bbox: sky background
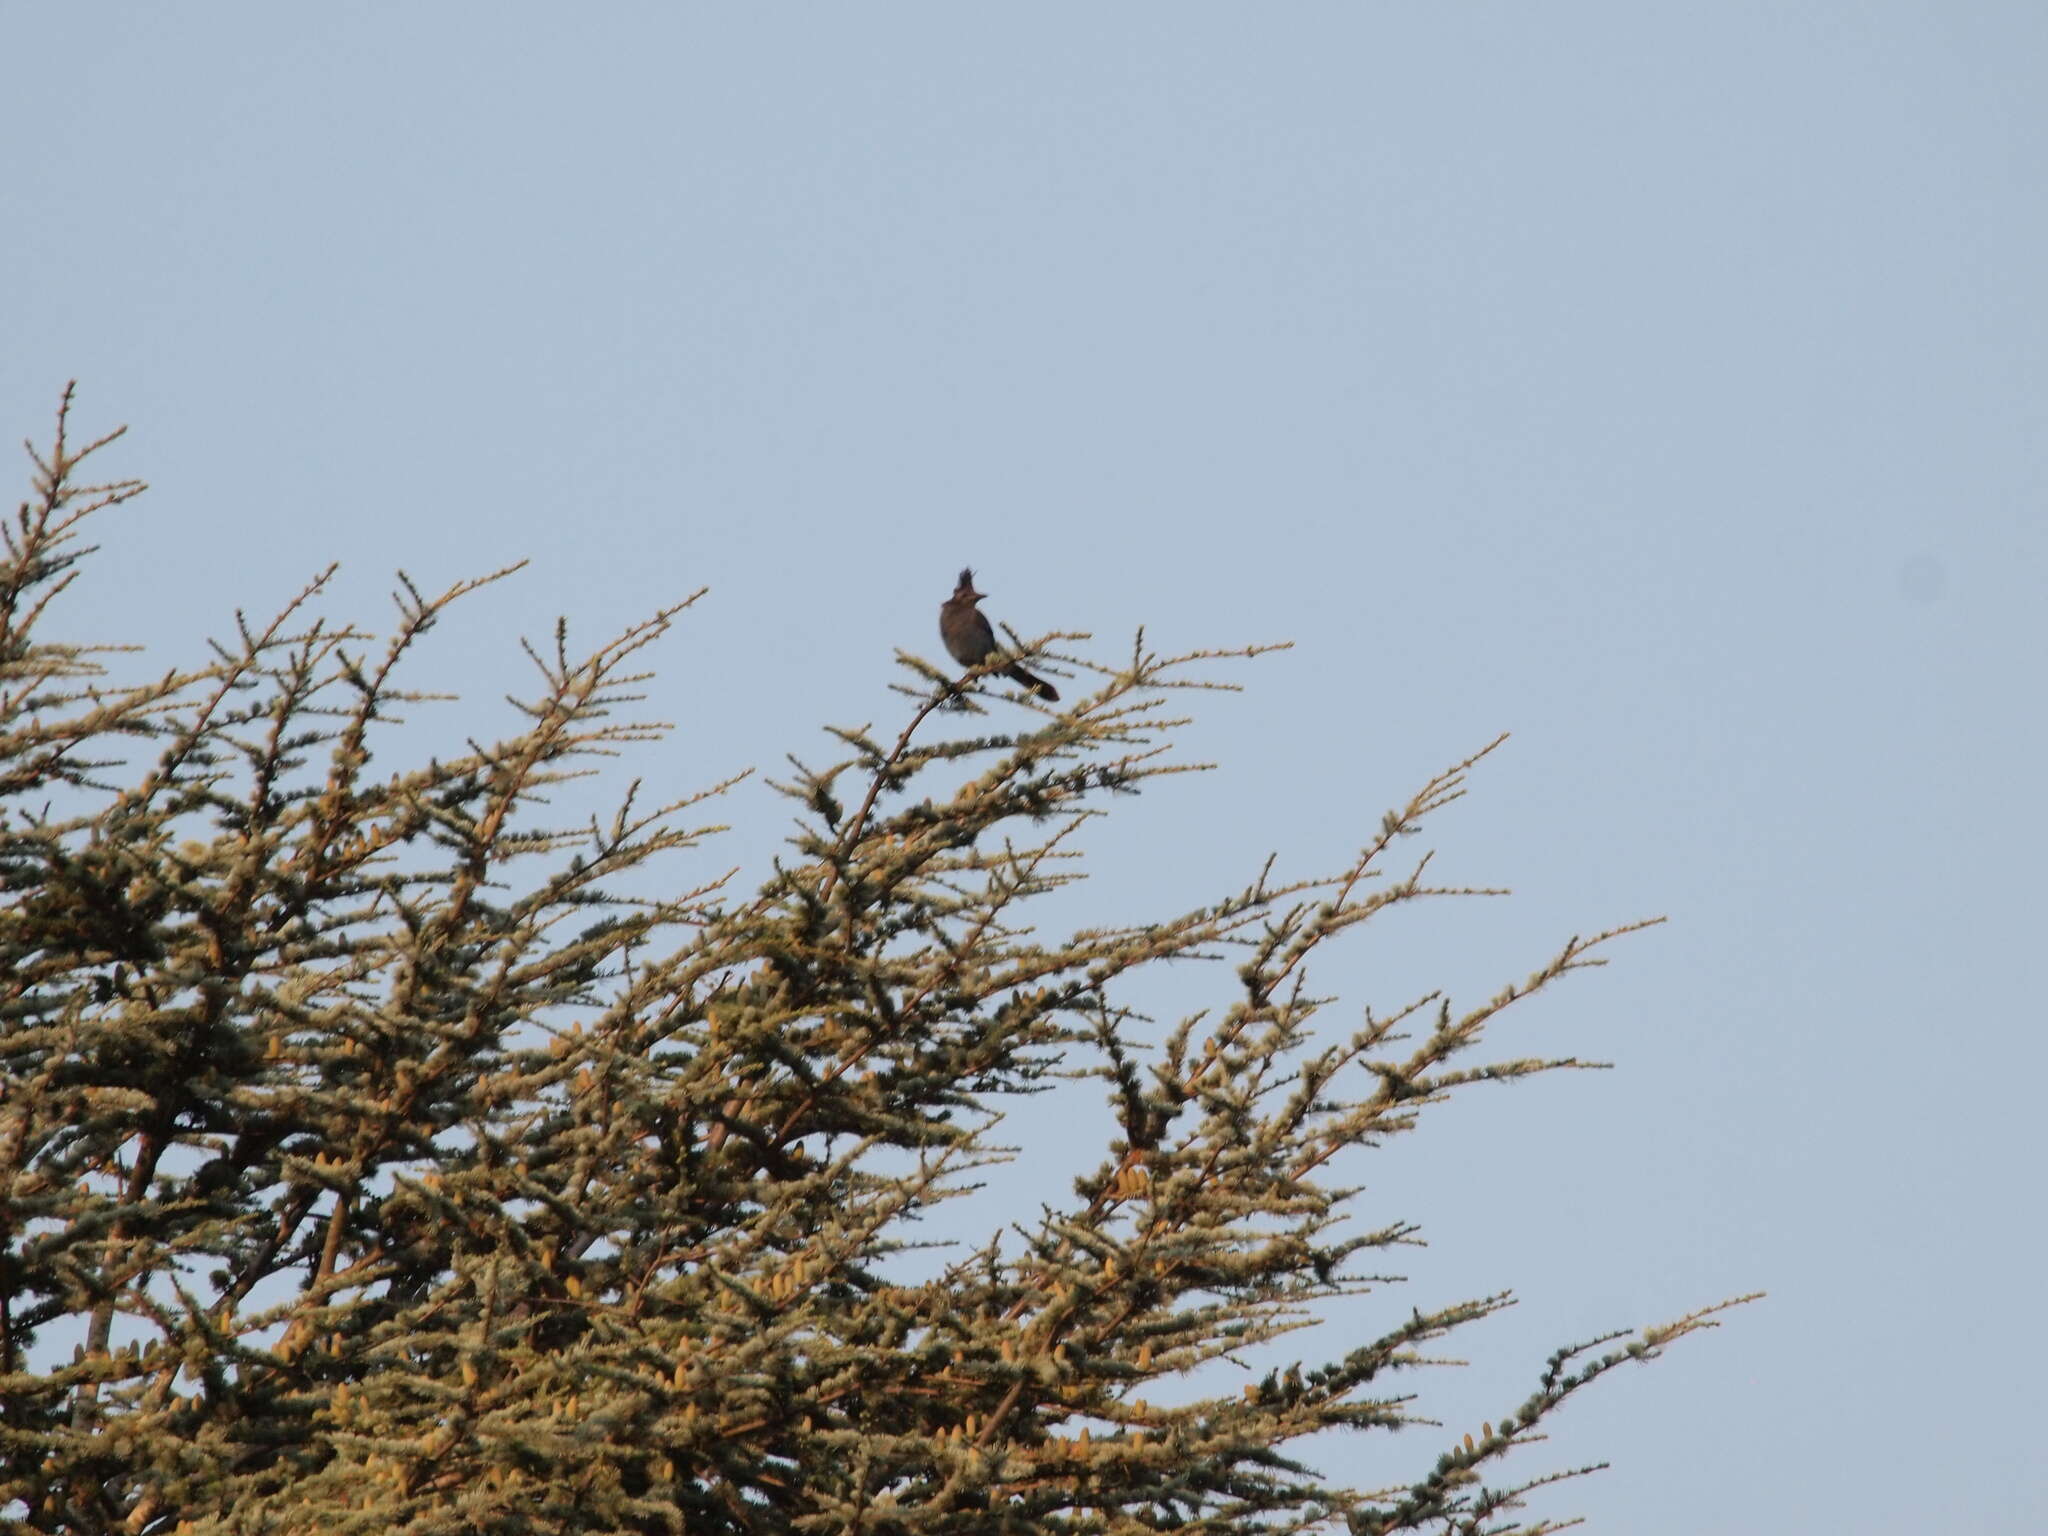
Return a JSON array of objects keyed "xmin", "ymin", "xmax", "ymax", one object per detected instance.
[{"xmin": 6, "ymin": 5, "xmax": 2045, "ymax": 1529}]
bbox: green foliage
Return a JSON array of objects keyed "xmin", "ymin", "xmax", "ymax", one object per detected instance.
[{"xmin": 0, "ymin": 389, "xmax": 1753, "ymax": 1534}]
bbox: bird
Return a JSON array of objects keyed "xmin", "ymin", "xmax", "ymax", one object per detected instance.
[{"xmin": 938, "ymin": 568, "xmax": 1058, "ymax": 701}]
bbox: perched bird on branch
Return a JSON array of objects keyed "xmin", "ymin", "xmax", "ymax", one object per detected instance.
[{"xmin": 938, "ymin": 568, "xmax": 1058, "ymax": 701}]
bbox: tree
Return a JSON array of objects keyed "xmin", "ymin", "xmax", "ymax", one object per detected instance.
[{"xmin": 0, "ymin": 388, "xmax": 1752, "ymax": 1534}]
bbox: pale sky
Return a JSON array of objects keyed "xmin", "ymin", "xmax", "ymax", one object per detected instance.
[{"xmin": 7, "ymin": 6, "xmax": 2045, "ymax": 1530}]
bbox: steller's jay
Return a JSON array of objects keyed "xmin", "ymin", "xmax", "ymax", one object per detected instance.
[{"xmin": 938, "ymin": 568, "xmax": 1058, "ymax": 701}]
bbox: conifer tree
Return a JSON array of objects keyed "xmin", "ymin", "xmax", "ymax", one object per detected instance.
[{"xmin": 0, "ymin": 388, "xmax": 1752, "ymax": 1534}]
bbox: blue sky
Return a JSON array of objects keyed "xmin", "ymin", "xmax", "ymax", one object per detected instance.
[{"xmin": 6, "ymin": 5, "xmax": 2045, "ymax": 1529}]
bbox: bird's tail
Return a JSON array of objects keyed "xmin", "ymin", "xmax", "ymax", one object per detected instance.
[{"xmin": 1005, "ymin": 663, "xmax": 1058, "ymax": 702}]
